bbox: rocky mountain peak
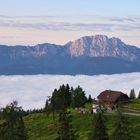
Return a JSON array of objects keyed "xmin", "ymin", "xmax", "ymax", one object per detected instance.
[
  {"xmin": 110, "ymin": 37, "xmax": 123, "ymax": 46},
  {"xmin": 65, "ymin": 35, "xmax": 140, "ymax": 61}
]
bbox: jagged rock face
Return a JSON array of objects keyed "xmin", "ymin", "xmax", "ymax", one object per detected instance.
[
  {"xmin": 66, "ymin": 35, "xmax": 140, "ymax": 61},
  {"xmin": 33, "ymin": 44, "xmax": 67, "ymax": 57},
  {"xmin": 0, "ymin": 43, "xmax": 66, "ymax": 60}
]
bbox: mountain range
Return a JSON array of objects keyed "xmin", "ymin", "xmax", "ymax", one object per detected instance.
[{"xmin": 0, "ymin": 35, "xmax": 140, "ymax": 75}]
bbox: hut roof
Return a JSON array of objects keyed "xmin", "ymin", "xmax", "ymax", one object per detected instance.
[{"xmin": 97, "ymin": 90, "xmax": 128, "ymax": 103}]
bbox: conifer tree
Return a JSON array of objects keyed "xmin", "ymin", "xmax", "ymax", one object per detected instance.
[
  {"xmin": 0, "ymin": 101, "xmax": 28, "ymax": 140},
  {"xmin": 56, "ymin": 109, "xmax": 77, "ymax": 140},
  {"xmin": 111, "ymin": 109, "xmax": 132, "ymax": 140},
  {"xmin": 129, "ymin": 89, "xmax": 136, "ymax": 99},
  {"xmin": 16, "ymin": 116, "xmax": 28, "ymax": 140},
  {"xmin": 44, "ymin": 99, "xmax": 51, "ymax": 116},
  {"xmin": 51, "ymin": 84, "xmax": 72, "ymax": 112},
  {"xmin": 65, "ymin": 84, "xmax": 72, "ymax": 108},
  {"xmin": 55, "ymin": 84, "xmax": 77, "ymax": 140},
  {"xmin": 72, "ymin": 85, "xmax": 87, "ymax": 108},
  {"xmin": 91, "ymin": 111, "xmax": 109, "ymax": 140},
  {"xmin": 51, "ymin": 88, "xmax": 59, "ymax": 121},
  {"xmin": 138, "ymin": 91, "xmax": 140, "ymax": 99},
  {"xmin": 88, "ymin": 94, "xmax": 93, "ymax": 103}
]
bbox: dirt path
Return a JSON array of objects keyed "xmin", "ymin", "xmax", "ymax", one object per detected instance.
[{"xmin": 123, "ymin": 112, "xmax": 140, "ymax": 117}]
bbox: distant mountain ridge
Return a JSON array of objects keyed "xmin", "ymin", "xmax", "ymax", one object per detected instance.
[{"xmin": 0, "ymin": 35, "xmax": 140, "ymax": 75}]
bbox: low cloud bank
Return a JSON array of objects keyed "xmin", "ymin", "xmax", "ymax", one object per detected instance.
[{"xmin": 0, "ymin": 73, "xmax": 140, "ymax": 110}]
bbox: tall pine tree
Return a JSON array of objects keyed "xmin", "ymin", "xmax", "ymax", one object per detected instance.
[
  {"xmin": 71, "ymin": 85, "xmax": 87, "ymax": 108},
  {"xmin": 56, "ymin": 110, "xmax": 77, "ymax": 140},
  {"xmin": 91, "ymin": 111, "xmax": 109, "ymax": 140},
  {"xmin": 111, "ymin": 109, "xmax": 132, "ymax": 140},
  {"xmin": 0, "ymin": 101, "xmax": 28, "ymax": 140},
  {"xmin": 44, "ymin": 99, "xmax": 51, "ymax": 116},
  {"xmin": 55, "ymin": 84, "xmax": 77, "ymax": 140},
  {"xmin": 138, "ymin": 91, "xmax": 140, "ymax": 99},
  {"xmin": 129, "ymin": 89, "xmax": 136, "ymax": 99},
  {"xmin": 16, "ymin": 116, "xmax": 28, "ymax": 140}
]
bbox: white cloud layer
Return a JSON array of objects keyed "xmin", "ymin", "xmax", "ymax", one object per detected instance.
[
  {"xmin": 0, "ymin": 73, "xmax": 140, "ymax": 110},
  {"xmin": 0, "ymin": 14, "xmax": 140, "ymax": 32}
]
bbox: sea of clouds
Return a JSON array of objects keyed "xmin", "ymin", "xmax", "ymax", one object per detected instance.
[{"xmin": 0, "ymin": 73, "xmax": 140, "ymax": 110}]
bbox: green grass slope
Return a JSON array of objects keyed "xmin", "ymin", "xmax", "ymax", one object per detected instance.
[
  {"xmin": 121, "ymin": 99, "xmax": 140, "ymax": 114},
  {"xmin": 126, "ymin": 99, "xmax": 140, "ymax": 108},
  {"xmin": 24, "ymin": 111, "xmax": 140, "ymax": 140}
]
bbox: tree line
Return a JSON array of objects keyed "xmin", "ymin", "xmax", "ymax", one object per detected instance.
[
  {"xmin": 0, "ymin": 101, "xmax": 27, "ymax": 140},
  {"xmin": 129, "ymin": 88, "xmax": 140, "ymax": 99}
]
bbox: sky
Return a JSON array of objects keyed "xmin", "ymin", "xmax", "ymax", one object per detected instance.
[
  {"xmin": 0, "ymin": 73, "xmax": 139, "ymax": 109},
  {"xmin": 0, "ymin": 0, "xmax": 140, "ymax": 46}
]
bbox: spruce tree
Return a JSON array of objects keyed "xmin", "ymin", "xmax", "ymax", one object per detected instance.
[
  {"xmin": 51, "ymin": 84, "xmax": 72, "ymax": 115},
  {"xmin": 111, "ymin": 109, "xmax": 132, "ymax": 140},
  {"xmin": 138, "ymin": 91, "xmax": 140, "ymax": 99},
  {"xmin": 56, "ymin": 109, "xmax": 77, "ymax": 140},
  {"xmin": 16, "ymin": 116, "xmax": 28, "ymax": 140},
  {"xmin": 129, "ymin": 89, "xmax": 136, "ymax": 99},
  {"xmin": 55, "ymin": 84, "xmax": 77, "ymax": 140},
  {"xmin": 44, "ymin": 99, "xmax": 51, "ymax": 116},
  {"xmin": 51, "ymin": 88, "xmax": 59, "ymax": 121},
  {"xmin": 91, "ymin": 111, "xmax": 109, "ymax": 140},
  {"xmin": 88, "ymin": 94, "xmax": 93, "ymax": 103},
  {"xmin": 72, "ymin": 85, "xmax": 87, "ymax": 108},
  {"xmin": 65, "ymin": 84, "xmax": 72, "ymax": 108},
  {"xmin": 0, "ymin": 101, "xmax": 28, "ymax": 140}
]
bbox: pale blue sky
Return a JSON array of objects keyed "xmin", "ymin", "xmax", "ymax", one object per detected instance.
[
  {"xmin": 1, "ymin": 0, "xmax": 140, "ymax": 16},
  {"xmin": 0, "ymin": 0, "xmax": 140, "ymax": 46}
]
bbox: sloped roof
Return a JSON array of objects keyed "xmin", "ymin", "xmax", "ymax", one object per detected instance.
[{"xmin": 97, "ymin": 90, "xmax": 128, "ymax": 103}]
